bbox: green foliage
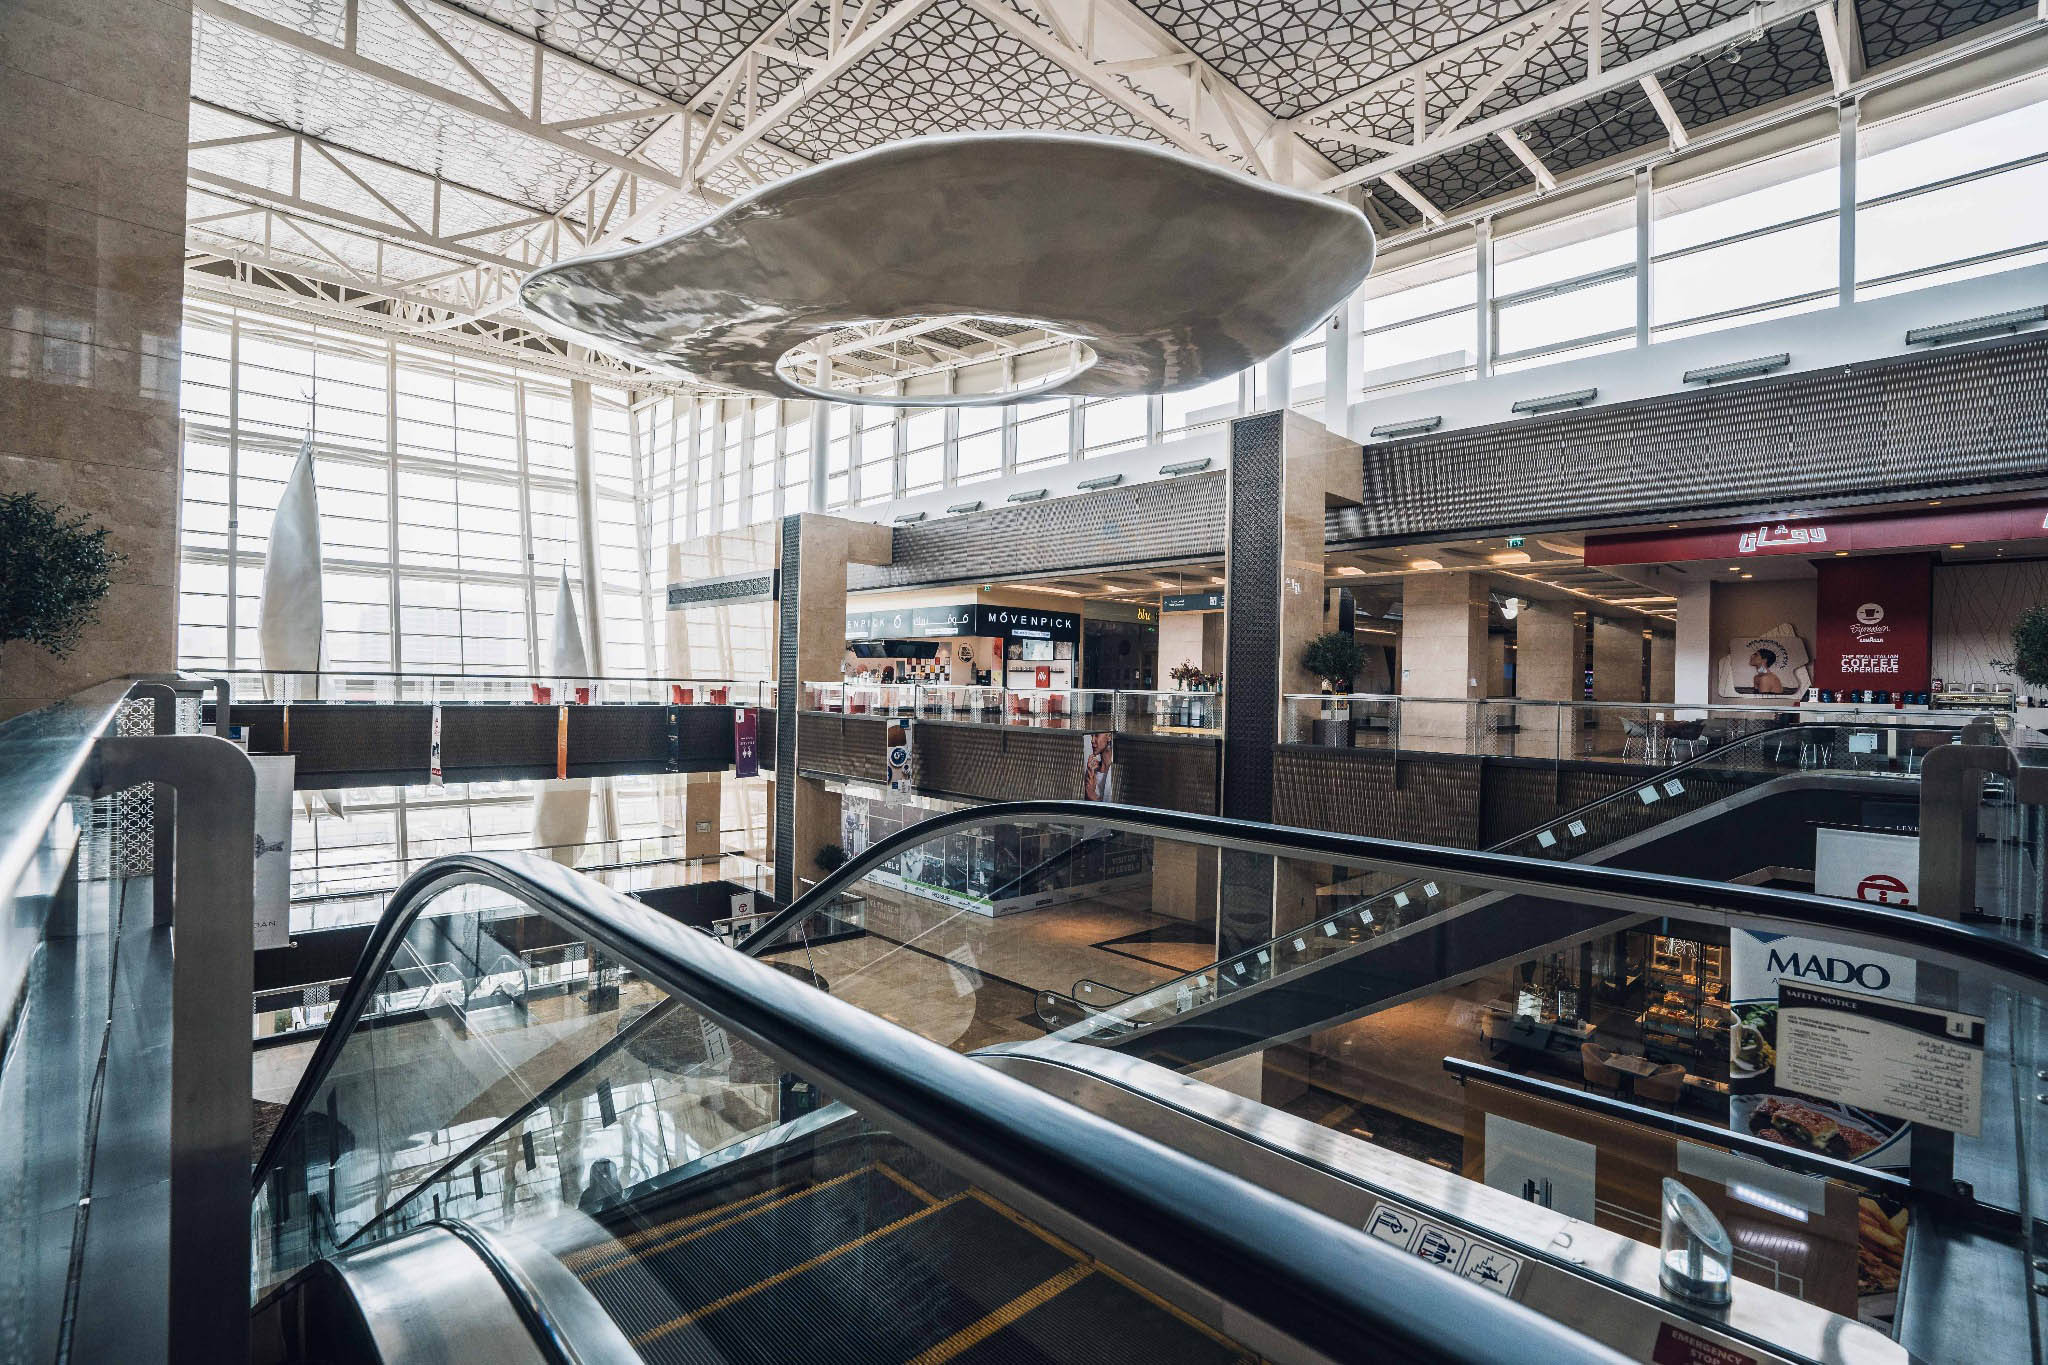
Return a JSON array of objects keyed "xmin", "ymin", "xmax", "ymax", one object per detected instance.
[
  {"xmin": 0, "ymin": 492, "xmax": 122, "ymax": 659},
  {"xmin": 1993, "ymin": 603, "xmax": 2048, "ymax": 688},
  {"xmin": 814, "ymin": 843, "xmax": 849, "ymax": 873},
  {"xmin": 1302, "ymin": 630, "xmax": 1366, "ymax": 692}
]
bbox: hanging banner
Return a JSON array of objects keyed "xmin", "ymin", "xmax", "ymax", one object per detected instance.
[
  {"xmin": 884, "ymin": 720, "xmax": 914, "ymax": 804},
  {"xmin": 1813, "ymin": 553, "xmax": 1932, "ymax": 695},
  {"xmin": 1729, "ymin": 929, "xmax": 1917, "ymax": 1169},
  {"xmin": 1815, "ymin": 828, "xmax": 1920, "ymax": 909},
  {"xmin": 733, "ymin": 706, "xmax": 759, "ymax": 777},
  {"xmin": 250, "ymin": 755, "xmax": 296, "ymax": 951},
  {"xmin": 1081, "ymin": 732, "xmax": 1116, "ymax": 802},
  {"xmin": 429, "ymin": 703, "xmax": 443, "ymax": 785}
]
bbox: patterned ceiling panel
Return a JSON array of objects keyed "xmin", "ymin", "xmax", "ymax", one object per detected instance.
[
  {"xmin": 1401, "ymin": 136, "xmax": 1535, "ymax": 213},
  {"xmin": 1516, "ymin": 81, "xmax": 1666, "ymax": 178},
  {"xmin": 1133, "ymin": 0, "xmax": 1539, "ymax": 120},
  {"xmin": 448, "ymin": 0, "xmax": 802, "ymax": 104},
  {"xmin": 767, "ymin": 4, "xmax": 1172, "ymax": 162},
  {"xmin": 1660, "ymin": 18, "xmax": 1831, "ymax": 131},
  {"xmin": 192, "ymin": 11, "xmax": 611, "ymax": 216},
  {"xmin": 1858, "ymin": 0, "xmax": 2032, "ymax": 66}
]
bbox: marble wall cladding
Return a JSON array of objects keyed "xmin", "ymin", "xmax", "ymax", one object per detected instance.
[
  {"xmin": 1591, "ymin": 619, "xmax": 1646, "ymax": 703},
  {"xmin": 0, "ymin": 0, "xmax": 192, "ymax": 718}
]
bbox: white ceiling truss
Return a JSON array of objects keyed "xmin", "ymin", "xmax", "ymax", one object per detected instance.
[{"xmin": 185, "ymin": 0, "xmax": 2047, "ymax": 386}]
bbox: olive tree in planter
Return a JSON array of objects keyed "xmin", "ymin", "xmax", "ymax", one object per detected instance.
[
  {"xmin": 1993, "ymin": 603, "xmax": 2048, "ymax": 695},
  {"xmin": 0, "ymin": 492, "xmax": 122, "ymax": 685},
  {"xmin": 1302, "ymin": 631, "xmax": 1366, "ymax": 747}
]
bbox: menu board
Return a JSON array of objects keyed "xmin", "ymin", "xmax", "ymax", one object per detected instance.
[{"xmin": 1775, "ymin": 983, "xmax": 1985, "ymax": 1137}]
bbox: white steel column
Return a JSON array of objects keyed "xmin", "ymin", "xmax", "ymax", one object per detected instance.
[
  {"xmin": 1838, "ymin": 99, "xmax": 1859, "ymax": 304},
  {"xmin": 1634, "ymin": 169, "xmax": 1653, "ymax": 346},
  {"xmin": 569, "ymin": 377, "xmax": 607, "ymax": 675},
  {"xmin": 225, "ymin": 315, "xmax": 242, "ymax": 670},
  {"xmin": 1473, "ymin": 218, "xmax": 1494, "ymax": 379},
  {"xmin": 1262, "ymin": 346, "xmax": 1293, "ymax": 411},
  {"xmin": 808, "ymin": 398, "xmax": 830, "ymax": 511},
  {"xmin": 1323, "ymin": 299, "xmax": 1356, "ymax": 438},
  {"xmin": 383, "ymin": 337, "xmax": 403, "ymax": 669},
  {"xmin": 512, "ymin": 376, "xmax": 541, "ymax": 672}
]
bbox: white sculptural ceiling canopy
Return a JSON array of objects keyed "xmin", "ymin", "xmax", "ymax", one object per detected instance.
[{"xmin": 518, "ymin": 133, "xmax": 1376, "ymax": 406}]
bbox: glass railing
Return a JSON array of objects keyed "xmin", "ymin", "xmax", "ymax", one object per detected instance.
[
  {"xmin": 735, "ymin": 797, "xmax": 2048, "ymax": 1363},
  {"xmin": 215, "ymin": 669, "xmax": 773, "ymax": 707},
  {"xmin": 805, "ymin": 681, "xmax": 1223, "ymax": 733},
  {"xmin": 252, "ymin": 850, "xmax": 1597, "ymax": 1364},
  {"xmin": 1284, "ymin": 693, "xmax": 2004, "ymax": 763}
]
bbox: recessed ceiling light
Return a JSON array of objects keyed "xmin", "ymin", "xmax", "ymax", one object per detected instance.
[
  {"xmin": 1741, "ymin": 573, "xmax": 1753, "ymax": 579},
  {"xmin": 1409, "ymin": 558, "xmax": 1444, "ymax": 571},
  {"xmin": 1333, "ymin": 565, "xmax": 1365, "ymax": 576},
  {"xmin": 1949, "ymin": 543, "xmax": 1966, "ymax": 549},
  {"xmin": 1834, "ymin": 550, "xmax": 1848, "ymax": 556},
  {"xmin": 1489, "ymin": 550, "xmax": 1532, "ymax": 565},
  {"xmin": 1927, "ymin": 499, "xmax": 1942, "ymax": 505}
]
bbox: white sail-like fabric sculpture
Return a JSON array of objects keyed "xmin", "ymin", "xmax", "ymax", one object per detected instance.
[
  {"xmin": 259, "ymin": 439, "xmax": 324, "ymax": 687},
  {"xmin": 258, "ymin": 438, "xmax": 344, "ymax": 818},
  {"xmin": 533, "ymin": 566, "xmax": 593, "ymax": 862}
]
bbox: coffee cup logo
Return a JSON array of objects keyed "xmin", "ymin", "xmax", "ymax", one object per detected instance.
[{"xmin": 1856, "ymin": 602, "xmax": 1884, "ymax": 626}]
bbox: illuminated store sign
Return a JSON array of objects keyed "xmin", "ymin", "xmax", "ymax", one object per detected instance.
[
  {"xmin": 1161, "ymin": 592, "xmax": 1225, "ymax": 612},
  {"xmin": 846, "ymin": 604, "xmax": 1080, "ymax": 643},
  {"xmin": 1585, "ymin": 500, "xmax": 2048, "ymax": 566}
]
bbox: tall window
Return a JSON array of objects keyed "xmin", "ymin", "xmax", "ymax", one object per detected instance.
[
  {"xmin": 176, "ymin": 305, "xmax": 645, "ymax": 679},
  {"xmin": 1359, "ymin": 231, "xmax": 1479, "ymax": 394},
  {"xmin": 1492, "ymin": 199, "xmax": 1636, "ymax": 371},
  {"xmin": 1651, "ymin": 140, "xmax": 1838, "ymax": 341}
]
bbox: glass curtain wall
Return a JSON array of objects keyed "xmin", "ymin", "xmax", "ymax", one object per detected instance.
[{"xmin": 176, "ymin": 305, "xmax": 651, "ymax": 678}]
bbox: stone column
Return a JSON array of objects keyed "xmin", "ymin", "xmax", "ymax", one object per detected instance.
[
  {"xmin": 774, "ymin": 513, "xmax": 891, "ymax": 902},
  {"xmin": 1514, "ymin": 599, "xmax": 1580, "ymax": 757},
  {"xmin": 1649, "ymin": 633, "xmax": 1676, "ymax": 703},
  {"xmin": 1217, "ymin": 410, "xmax": 1361, "ymax": 958},
  {"xmin": 1674, "ymin": 578, "xmax": 1713, "ymax": 706},
  {"xmin": 0, "ymin": 0, "xmax": 191, "ymax": 718},
  {"xmin": 1591, "ymin": 618, "xmax": 1646, "ymax": 702},
  {"xmin": 684, "ymin": 772, "xmax": 722, "ymax": 860},
  {"xmin": 1398, "ymin": 572, "xmax": 1488, "ymax": 752}
]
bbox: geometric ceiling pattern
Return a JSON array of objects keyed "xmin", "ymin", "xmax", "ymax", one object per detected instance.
[{"xmin": 184, "ymin": 0, "xmax": 2043, "ymax": 381}]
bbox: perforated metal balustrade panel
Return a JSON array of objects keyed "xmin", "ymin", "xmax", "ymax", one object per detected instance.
[{"xmin": 1222, "ymin": 412, "xmax": 1283, "ymax": 824}]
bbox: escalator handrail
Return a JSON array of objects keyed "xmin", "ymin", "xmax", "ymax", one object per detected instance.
[
  {"xmin": 255, "ymin": 849, "xmax": 1627, "ymax": 1365},
  {"xmin": 736, "ymin": 800, "xmax": 2048, "ymax": 996}
]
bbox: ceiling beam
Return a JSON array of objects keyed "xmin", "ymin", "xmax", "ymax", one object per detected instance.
[
  {"xmin": 1638, "ymin": 72, "xmax": 1690, "ymax": 149},
  {"xmin": 1310, "ymin": 0, "xmax": 1819, "ymax": 195}
]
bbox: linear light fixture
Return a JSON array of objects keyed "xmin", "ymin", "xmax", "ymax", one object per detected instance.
[
  {"xmin": 1369, "ymin": 415, "xmax": 1443, "ymax": 438},
  {"xmin": 1682, "ymin": 352, "xmax": 1790, "ymax": 384},
  {"xmin": 1007, "ymin": 489, "xmax": 1048, "ymax": 502},
  {"xmin": 1076, "ymin": 473, "xmax": 1123, "ymax": 491},
  {"xmin": 893, "ymin": 511, "xmax": 927, "ymax": 523},
  {"xmin": 1158, "ymin": 457, "xmax": 1212, "ymax": 476},
  {"xmin": 946, "ymin": 500, "xmax": 983, "ymax": 514},
  {"xmin": 1511, "ymin": 387, "xmax": 1597, "ymax": 415},
  {"xmin": 1904, "ymin": 305, "xmax": 2048, "ymax": 346}
]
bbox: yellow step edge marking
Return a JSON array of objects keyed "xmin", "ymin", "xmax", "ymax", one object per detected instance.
[
  {"xmin": 874, "ymin": 1162, "xmax": 942, "ymax": 1207},
  {"xmin": 904, "ymin": 1263, "xmax": 1094, "ymax": 1365},
  {"xmin": 633, "ymin": 1195, "xmax": 965, "ymax": 1347},
  {"xmin": 564, "ymin": 1179, "xmax": 802, "ymax": 1269},
  {"xmin": 574, "ymin": 1165, "xmax": 876, "ymax": 1280}
]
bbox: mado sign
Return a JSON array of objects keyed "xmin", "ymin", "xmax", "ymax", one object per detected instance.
[{"xmin": 1732, "ymin": 930, "xmax": 1917, "ymax": 1004}]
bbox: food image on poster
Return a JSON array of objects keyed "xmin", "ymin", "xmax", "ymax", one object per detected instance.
[{"xmin": 1729, "ymin": 1094, "xmax": 1901, "ymax": 1161}]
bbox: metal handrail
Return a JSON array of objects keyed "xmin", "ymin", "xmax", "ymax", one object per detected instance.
[
  {"xmin": 735, "ymin": 801, "xmax": 2048, "ymax": 998},
  {"xmin": 251, "ymin": 849, "xmax": 1623, "ymax": 1364}
]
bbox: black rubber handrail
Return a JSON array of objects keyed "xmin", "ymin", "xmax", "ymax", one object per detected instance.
[
  {"xmin": 737, "ymin": 800, "xmax": 2048, "ymax": 998},
  {"xmin": 253, "ymin": 849, "xmax": 1626, "ymax": 1365}
]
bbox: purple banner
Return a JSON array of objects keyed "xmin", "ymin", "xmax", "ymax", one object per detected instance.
[{"xmin": 733, "ymin": 706, "xmax": 759, "ymax": 778}]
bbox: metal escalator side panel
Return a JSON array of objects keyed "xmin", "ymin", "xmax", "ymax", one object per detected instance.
[{"xmin": 253, "ymin": 1225, "xmax": 555, "ymax": 1365}]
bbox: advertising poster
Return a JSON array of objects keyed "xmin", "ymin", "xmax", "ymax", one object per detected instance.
[
  {"xmin": 250, "ymin": 754, "xmax": 296, "ymax": 951},
  {"xmin": 1729, "ymin": 928, "xmax": 1920, "ymax": 1323},
  {"xmin": 1815, "ymin": 827, "xmax": 1920, "ymax": 909},
  {"xmin": 1081, "ymin": 732, "xmax": 1115, "ymax": 802},
  {"xmin": 884, "ymin": 720, "xmax": 914, "ymax": 804},
  {"xmin": 1813, "ymin": 553, "xmax": 1932, "ymax": 695},
  {"xmin": 1719, "ymin": 624, "xmax": 1811, "ymax": 698},
  {"xmin": 732, "ymin": 706, "xmax": 759, "ymax": 778}
]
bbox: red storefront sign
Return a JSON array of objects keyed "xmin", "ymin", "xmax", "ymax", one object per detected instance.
[
  {"xmin": 1812, "ymin": 553, "xmax": 1931, "ymax": 694},
  {"xmin": 1585, "ymin": 501, "xmax": 2048, "ymax": 566}
]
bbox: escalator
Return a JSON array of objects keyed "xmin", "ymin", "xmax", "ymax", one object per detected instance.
[
  {"xmin": 250, "ymin": 850, "xmax": 1616, "ymax": 1365},
  {"xmin": 1048, "ymin": 723, "xmax": 1926, "ymax": 1069}
]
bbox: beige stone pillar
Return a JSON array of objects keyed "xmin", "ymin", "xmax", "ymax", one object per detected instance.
[
  {"xmin": 1149, "ymin": 839, "xmax": 1217, "ymax": 926},
  {"xmin": 1398, "ymin": 572, "xmax": 1488, "ymax": 752},
  {"xmin": 1649, "ymin": 633, "xmax": 1676, "ymax": 703},
  {"xmin": 781, "ymin": 514, "xmax": 890, "ymax": 900},
  {"xmin": 0, "ymin": 0, "xmax": 191, "ymax": 718},
  {"xmin": 1514, "ymin": 599, "xmax": 1580, "ymax": 757},
  {"xmin": 684, "ymin": 773, "xmax": 723, "ymax": 860},
  {"xmin": 1591, "ymin": 619, "xmax": 1646, "ymax": 702}
]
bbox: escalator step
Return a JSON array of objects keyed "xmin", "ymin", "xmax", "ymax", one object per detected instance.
[
  {"xmin": 568, "ymin": 1180, "xmax": 802, "ymax": 1275},
  {"xmin": 945, "ymin": 1264, "xmax": 1254, "ymax": 1365},
  {"xmin": 582, "ymin": 1164, "xmax": 933, "ymax": 1339},
  {"xmin": 633, "ymin": 1192, "xmax": 1077, "ymax": 1365}
]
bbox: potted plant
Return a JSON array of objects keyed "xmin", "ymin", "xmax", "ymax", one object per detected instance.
[
  {"xmin": 0, "ymin": 492, "xmax": 122, "ymax": 685},
  {"xmin": 1993, "ymin": 603, "xmax": 2048, "ymax": 702},
  {"xmin": 1302, "ymin": 631, "xmax": 1366, "ymax": 747},
  {"xmin": 814, "ymin": 843, "xmax": 849, "ymax": 874}
]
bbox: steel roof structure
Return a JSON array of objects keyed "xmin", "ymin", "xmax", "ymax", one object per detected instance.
[{"xmin": 184, "ymin": 0, "xmax": 2045, "ymax": 385}]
